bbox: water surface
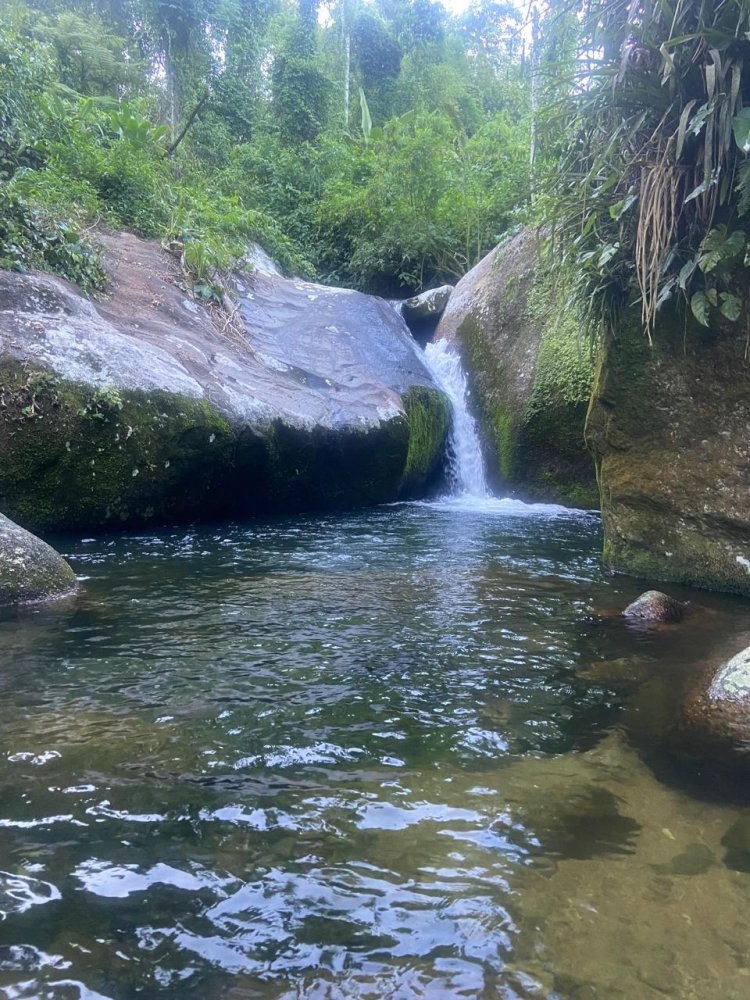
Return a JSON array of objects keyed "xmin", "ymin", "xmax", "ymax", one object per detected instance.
[{"xmin": 1, "ymin": 500, "xmax": 750, "ymax": 999}]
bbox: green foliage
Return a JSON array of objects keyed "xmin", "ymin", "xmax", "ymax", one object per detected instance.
[
  {"xmin": 78, "ymin": 385, "xmax": 124, "ymax": 421},
  {"xmin": 0, "ymin": 185, "xmax": 107, "ymax": 292},
  {"xmin": 549, "ymin": 0, "xmax": 750, "ymax": 341},
  {"xmin": 0, "ymin": 11, "xmax": 54, "ymax": 178},
  {"xmin": 0, "ymin": 0, "xmax": 535, "ymax": 297},
  {"xmin": 38, "ymin": 10, "xmax": 139, "ymax": 96}
]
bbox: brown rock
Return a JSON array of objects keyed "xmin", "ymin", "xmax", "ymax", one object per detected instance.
[
  {"xmin": 679, "ymin": 646, "xmax": 750, "ymax": 766},
  {"xmin": 622, "ymin": 590, "xmax": 686, "ymax": 624}
]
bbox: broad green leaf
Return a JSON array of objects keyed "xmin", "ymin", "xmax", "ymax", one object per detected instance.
[
  {"xmin": 678, "ymin": 259, "xmax": 696, "ymax": 289},
  {"xmin": 609, "ymin": 194, "xmax": 637, "ymax": 220},
  {"xmin": 656, "ymin": 277, "xmax": 675, "ymax": 310},
  {"xmin": 359, "ymin": 88, "xmax": 372, "ymax": 144},
  {"xmin": 676, "ymin": 99, "xmax": 697, "ymax": 159},
  {"xmin": 598, "ymin": 243, "xmax": 619, "ymax": 267},
  {"xmin": 690, "ymin": 291, "xmax": 710, "ymax": 326},
  {"xmin": 719, "ymin": 292, "xmax": 742, "ymax": 322}
]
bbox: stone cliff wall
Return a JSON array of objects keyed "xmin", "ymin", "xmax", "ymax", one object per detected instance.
[{"xmin": 587, "ymin": 309, "xmax": 750, "ymax": 594}]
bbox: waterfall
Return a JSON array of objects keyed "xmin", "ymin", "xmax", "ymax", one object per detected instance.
[{"xmin": 422, "ymin": 339, "xmax": 489, "ymax": 498}]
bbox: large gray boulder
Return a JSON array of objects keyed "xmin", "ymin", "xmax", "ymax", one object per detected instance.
[
  {"xmin": 0, "ymin": 513, "xmax": 76, "ymax": 604},
  {"xmin": 434, "ymin": 229, "xmax": 597, "ymax": 508},
  {"xmin": 0, "ymin": 233, "xmax": 449, "ymax": 531}
]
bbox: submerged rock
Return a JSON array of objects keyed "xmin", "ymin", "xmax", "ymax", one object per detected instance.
[
  {"xmin": 586, "ymin": 306, "xmax": 750, "ymax": 595},
  {"xmin": 0, "ymin": 513, "xmax": 76, "ymax": 604},
  {"xmin": 434, "ymin": 229, "xmax": 597, "ymax": 508},
  {"xmin": 623, "ymin": 590, "xmax": 686, "ymax": 624},
  {"xmin": 0, "ymin": 233, "xmax": 450, "ymax": 531},
  {"xmin": 678, "ymin": 646, "xmax": 750, "ymax": 767}
]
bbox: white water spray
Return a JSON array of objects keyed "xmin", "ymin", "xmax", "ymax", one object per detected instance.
[{"xmin": 422, "ymin": 339, "xmax": 489, "ymax": 497}]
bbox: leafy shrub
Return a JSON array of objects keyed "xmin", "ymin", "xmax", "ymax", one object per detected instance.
[{"xmin": 0, "ymin": 185, "xmax": 107, "ymax": 292}]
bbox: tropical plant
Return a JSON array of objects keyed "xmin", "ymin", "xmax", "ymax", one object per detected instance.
[{"xmin": 550, "ymin": 0, "xmax": 750, "ymax": 341}]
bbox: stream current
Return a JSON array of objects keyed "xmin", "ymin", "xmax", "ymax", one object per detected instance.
[{"xmin": 2, "ymin": 349, "xmax": 750, "ymax": 998}]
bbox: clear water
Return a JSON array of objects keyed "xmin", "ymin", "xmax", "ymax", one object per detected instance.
[
  {"xmin": 422, "ymin": 341, "xmax": 488, "ymax": 496},
  {"xmin": 2, "ymin": 501, "xmax": 750, "ymax": 999}
]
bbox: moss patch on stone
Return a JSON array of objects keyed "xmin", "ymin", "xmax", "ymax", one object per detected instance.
[
  {"xmin": 0, "ymin": 359, "xmax": 447, "ymax": 530},
  {"xmin": 0, "ymin": 360, "xmax": 237, "ymax": 531},
  {"xmin": 400, "ymin": 386, "xmax": 451, "ymax": 497}
]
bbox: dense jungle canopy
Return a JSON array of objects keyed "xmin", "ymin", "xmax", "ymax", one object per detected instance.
[{"xmin": 2, "ymin": 0, "xmax": 750, "ymax": 334}]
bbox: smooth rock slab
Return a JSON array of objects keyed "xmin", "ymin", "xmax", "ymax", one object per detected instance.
[
  {"xmin": 0, "ymin": 513, "xmax": 76, "ymax": 604},
  {"xmin": 0, "ymin": 233, "xmax": 450, "ymax": 531}
]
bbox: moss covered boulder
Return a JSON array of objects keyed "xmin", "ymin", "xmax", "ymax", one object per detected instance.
[
  {"xmin": 0, "ymin": 233, "xmax": 449, "ymax": 532},
  {"xmin": 0, "ymin": 512, "xmax": 76, "ymax": 604},
  {"xmin": 586, "ymin": 307, "xmax": 750, "ymax": 594},
  {"xmin": 434, "ymin": 229, "xmax": 597, "ymax": 507}
]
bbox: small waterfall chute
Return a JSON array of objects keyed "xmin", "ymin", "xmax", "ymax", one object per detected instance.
[
  {"xmin": 422, "ymin": 339, "xmax": 489, "ymax": 498},
  {"xmin": 420, "ymin": 338, "xmax": 590, "ymax": 518}
]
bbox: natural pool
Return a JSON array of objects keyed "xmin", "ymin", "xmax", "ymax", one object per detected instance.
[{"xmin": 1, "ymin": 498, "xmax": 750, "ymax": 999}]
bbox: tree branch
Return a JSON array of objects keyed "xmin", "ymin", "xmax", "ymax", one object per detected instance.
[{"xmin": 166, "ymin": 88, "xmax": 211, "ymax": 156}]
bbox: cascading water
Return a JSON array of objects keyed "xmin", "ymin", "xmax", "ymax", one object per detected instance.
[{"xmin": 422, "ymin": 338, "xmax": 489, "ymax": 497}]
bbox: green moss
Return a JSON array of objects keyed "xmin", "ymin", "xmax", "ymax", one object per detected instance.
[
  {"xmin": 457, "ymin": 313, "xmax": 516, "ymax": 478},
  {"xmin": 400, "ymin": 386, "xmax": 451, "ymax": 496},
  {"xmin": 0, "ymin": 359, "xmax": 453, "ymax": 530},
  {"xmin": 0, "ymin": 360, "xmax": 237, "ymax": 531},
  {"xmin": 256, "ymin": 418, "xmax": 411, "ymax": 511}
]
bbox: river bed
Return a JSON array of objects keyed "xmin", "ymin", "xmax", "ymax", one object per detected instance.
[{"xmin": 2, "ymin": 499, "xmax": 750, "ymax": 998}]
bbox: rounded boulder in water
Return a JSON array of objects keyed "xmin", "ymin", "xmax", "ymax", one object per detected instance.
[
  {"xmin": 0, "ymin": 513, "xmax": 76, "ymax": 605},
  {"xmin": 622, "ymin": 590, "xmax": 686, "ymax": 624},
  {"xmin": 675, "ymin": 645, "xmax": 750, "ymax": 774}
]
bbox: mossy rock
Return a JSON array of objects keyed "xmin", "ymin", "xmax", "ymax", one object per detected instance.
[
  {"xmin": 586, "ymin": 306, "xmax": 750, "ymax": 594},
  {"xmin": 0, "ymin": 512, "xmax": 76, "ymax": 604},
  {"xmin": 0, "ymin": 361, "xmax": 449, "ymax": 531},
  {"xmin": 400, "ymin": 386, "xmax": 452, "ymax": 497},
  {"xmin": 435, "ymin": 229, "xmax": 598, "ymax": 508},
  {"xmin": 0, "ymin": 360, "xmax": 237, "ymax": 531},
  {"xmin": 0, "ymin": 255, "xmax": 451, "ymax": 531}
]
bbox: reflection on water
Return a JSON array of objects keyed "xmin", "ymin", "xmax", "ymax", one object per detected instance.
[{"xmin": 1, "ymin": 501, "xmax": 750, "ymax": 998}]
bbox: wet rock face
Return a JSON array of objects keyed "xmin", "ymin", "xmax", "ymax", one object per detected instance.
[
  {"xmin": 0, "ymin": 513, "xmax": 75, "ymax": 605},
  {"xmin": 402, "ymin": 285, "xmax": 454, "ymax": 321},
  {"xmin": 622, "ymin": 590, "xmax": 686, "ymax": 624},
  {"xmin": 680, "ymin": 646, "xmax": 750, "ymax": 764},
  {"xmin": 434, "ymin": 229, "xmax": 597, "ymax": 508},
  {"xmin": 0, "ymin": 233, "xmax": 450, "ymax": 531},
  {"xmin": 586, "ymin": 308, "xmax": 750, "ymax": 595}
]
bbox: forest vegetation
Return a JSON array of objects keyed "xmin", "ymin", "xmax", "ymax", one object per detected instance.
[
  {"xmin": 0, "ymin": 0, "xmax": 555, "ymax": 299},
  {"xmin": 3, "ymin": 0, "xmax": 750, "ymax": 343}
]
